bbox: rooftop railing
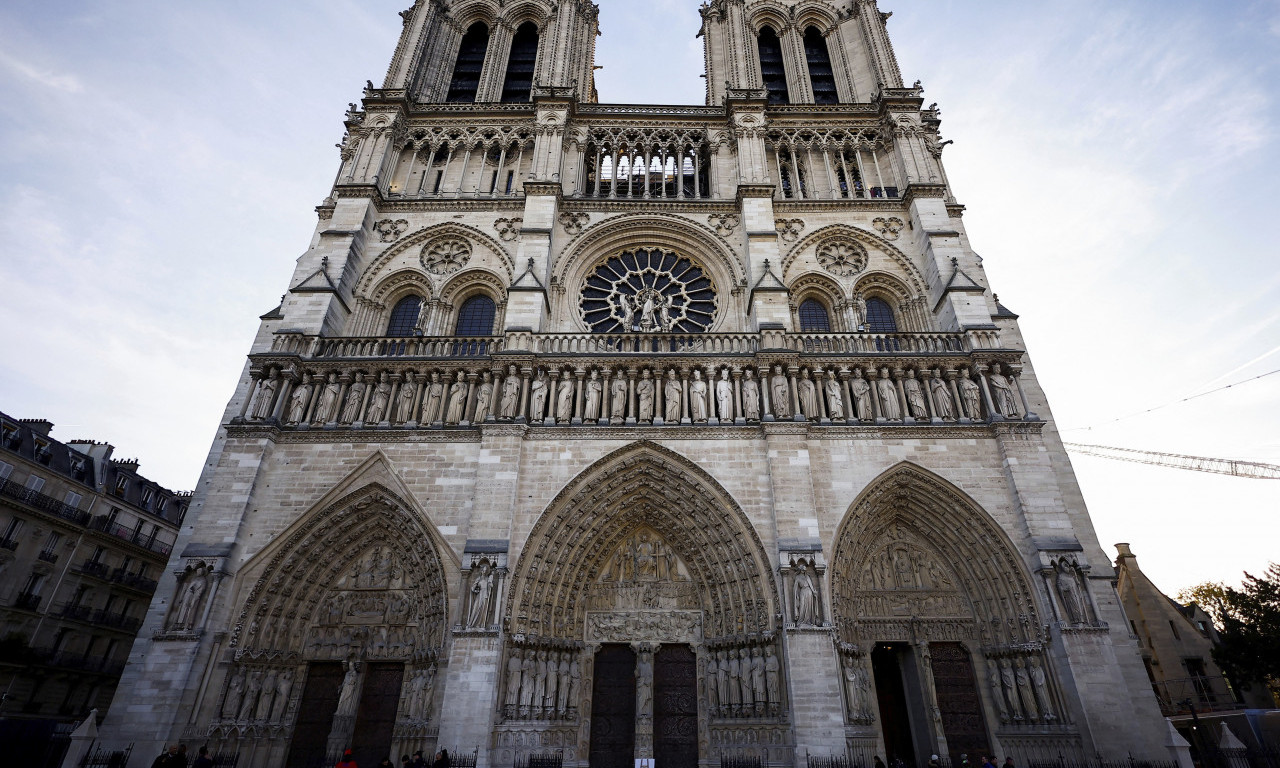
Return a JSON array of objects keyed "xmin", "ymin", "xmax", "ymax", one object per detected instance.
[{"xmin": 0, "ymin": 478, "xmax": 90, "ymax": 526}]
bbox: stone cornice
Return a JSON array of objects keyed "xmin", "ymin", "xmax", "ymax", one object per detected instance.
[
  {"xmin": 773, "ymin": 199, "xmax": 907, "ymax": 214},
  {"xmin": 560, "ymin": 198, "xmax": 738, "ymax": 214}
]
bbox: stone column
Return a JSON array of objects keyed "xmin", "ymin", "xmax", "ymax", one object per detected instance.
[
  {"xmin": 517, "ymin": 367, "xmax": 532, "ymax": 424},
  {"xmin": 977, "ymin": 364, "xmax": 1000, "ymax": 422},
  {"xmin": 788, "ymin": 367, "xmax": 804, "ymax": 422},
  {"xmin": 680, "ymin": 369, "xmax": 692, "ymax": 425},
  {"xmin": 572, "ymin": 369, "xmax": 586, "ymax": 425},
  {"xmin": 840, "ymin": 371, "xmax": 855, "ymax": 425},
  {"xmin": 894, "ymin": 368, "xmax": 912, "ymax": 425},
  {"xmin": 627, "ymin": 368, "xmax": 638, "ymax": 425},
  {"xmin": 948, "ymin": 369, "xmax": 967, "ymax": 424}
]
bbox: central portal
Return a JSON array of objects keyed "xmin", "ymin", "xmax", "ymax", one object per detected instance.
[
  {"xmin": 654, "ymin": 645, "xmax": 698, "ymax": 768},
  {"xmin": 589, "ymin": 645, "xmax": 637, "ymax": 768}
]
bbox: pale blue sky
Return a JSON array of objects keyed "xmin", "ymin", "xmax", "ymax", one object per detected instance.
[{"xmin": 0, "ymin": 1, "xmax": 1277, "ymax": 592}]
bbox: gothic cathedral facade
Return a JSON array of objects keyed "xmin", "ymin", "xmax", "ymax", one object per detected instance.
[{"xmin": 102, "ymin": 2, "xmax": 1170, "ymax": 767}]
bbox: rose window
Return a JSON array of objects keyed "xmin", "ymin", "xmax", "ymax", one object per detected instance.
[
  {"xmin": 421, "ymin": 238, "xmax": 471, "ymax": 275},
  {"xmin": 817, "ymin": 240, "xmax": 868, "ymax": 278},
  {"xmin": 580, "ymin": 249, "xmax": 717, "ymax": 333}
]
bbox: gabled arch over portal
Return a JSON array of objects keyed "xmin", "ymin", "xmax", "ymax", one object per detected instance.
[
  {"xmin": 831, "ymin": 462, "xmax": 1042, "ymax": 649},
  {"xmin": 506, "ymin": 441, "xmax": 778, "ymax": 641}
]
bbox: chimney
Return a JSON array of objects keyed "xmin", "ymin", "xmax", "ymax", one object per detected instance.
[
  {"xmin": 1115, "ymin": 543, "xmax": 1138, "ymax": 569},
  {"xmin": 20, "ymin": 419, "xmax": 53, "ymax": 437},
  {"xmin": 113, "ymin": 459, "xmax": 141, "ymax": 474},
  {"xmin": 68, "ymin": 440, "xmax": 115, "ymax": 464}
]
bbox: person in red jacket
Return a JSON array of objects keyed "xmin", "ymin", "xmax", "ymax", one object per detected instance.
[{"xmin": 337, "ymin": 749, "xmax": 359, "ymax": 768}]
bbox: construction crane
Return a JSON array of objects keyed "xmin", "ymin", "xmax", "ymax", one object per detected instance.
[{"xmin": 1063, "ymin": 442, "xmax": 1280, "ymax": 480}]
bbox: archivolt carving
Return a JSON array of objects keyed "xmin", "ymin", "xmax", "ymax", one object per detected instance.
[
  {"xmin": 831, "ymin": 462, "xmax": 1042, "ymax": 649},
  {"xmin": 783, "ymin": 224, "xmax": 927, "ymax": 294},
  {"xmin": 368, "ymin": 269, "xmax": 435, "ymax": 308},
  {"xmin": 506, "ymin": 442, "xmax": 777, "ymax": 641},
  {"xmin": 356, "ymin": 222, "xmax": 514, "ymax": 297},
  {"xmin": 438, "ymin": 267, "xmax": 508, "ymax": 306}
]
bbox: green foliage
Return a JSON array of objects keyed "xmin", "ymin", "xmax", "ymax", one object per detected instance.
[
  {"xmin": 1176, "ymin": 581, "xmax": 1231, "ymax": 628},
  {"xmin": 1211, "ymin": 563, "xmax": 1280, "ymax": 689}
]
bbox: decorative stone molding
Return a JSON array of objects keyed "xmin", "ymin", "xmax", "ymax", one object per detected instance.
[
  {"xmin": 374, "ymin": 219, "xmax": 409, "ymax": 243},
  {"xmin": 494, "ymin": 217, "xmax": 522, "ymax": 242},
  {"xmin": 707, "ymin": 213, "xmax": 740, "ymax": 237},
  {"xmin": 872, "ymin": 216, "xmax": 905, "ymax": 240},
  {"xmin": 816, "ymin": 240, "xmax": 868, "ymax": 278},
  {"xmin": 558, "ymin": 211, "xmax": 590, "ymax": 235},
  {"xmin": 421, "ymin": 237, "xmax": 472, "ymax": 275},
  {"xmin": 775, "ymin": 218, "xmax": 805, "ymax": 243}
]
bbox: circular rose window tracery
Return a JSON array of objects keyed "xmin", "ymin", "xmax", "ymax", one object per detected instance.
[{"xmin": 580, "ymin": 249, "xmax": 717, "ymax": 333}]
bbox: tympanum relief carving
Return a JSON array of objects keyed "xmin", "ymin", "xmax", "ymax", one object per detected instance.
[
  {"xmin": 584, "ymin": 528, "xmax": 696, "ymax": 612},
  {"xmin": 851, "ymin": 526, "xmax": 968, "ymax": 620}
]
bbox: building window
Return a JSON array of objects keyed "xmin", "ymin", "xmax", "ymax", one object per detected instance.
[
  {"xmin": 64, "ymin": 491, "xmax": 83, "ymax": 509},
  {"xmin": 0, "ymin": 461, "xmax": 12, "ymax": 483},
  {"xmin": 1, "ymin": 516, "xmax": 22, "ymax": 547},
  {"xmin": 41, "ymin": 531, "xmax": 60, "ymax": 556},
  {"xmin": 114, "ymin": 476, "xmax": 128, "ymax": 496},
  {"xmin": 20, "ymin": 572, "xmax": 45, "ymax": 597},
  {"xmin": 501, "ymin": 22, "xmax": 539, "ymax": 103},
  {"xmin": 446, "ymin": 22, "xmax": 489, "ymax": 103},
  {"xmin": 757, "ymin": 27, "xmax": 790, "ymax": 105},
  {"xmin": 24, "ymin": 474, "xmax": 45, "ymax": 493},
  {"xmin": 1169, "ymin": 619, "xmax": 1181, "ymax": 642},
  {"xmin": 140, "ymin": 487, "xmax": 154, "ymax": 508},
  {"xmin": 386, "ymin": 296, "xmax": 424, "ymax": 337},
  {"xmin": 455, "ymin": 295, "xmax": 496, "ymax": 337},
  {"xmin": 798, "ymin": 299, "xmax": 832, "ymax": 332},
  {"xmin": 864, "ymin": 298, "xmax": 898, "ymax": 333},
  {"xmin": 804, "ymin": 27, "xmax": 838, "ymax": 104}
]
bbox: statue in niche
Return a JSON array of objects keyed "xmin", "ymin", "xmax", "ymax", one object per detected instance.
[
  {"xmin": 519, "ymin": 651, "xmax": 536, "ymax": 709},
  {"xmin": 556, "ymin": 374, "xmax": 575, "ymax": 422},
  {"xmin": 367, "ymin": 372, "xmax": 392, "ymax": 423},
  {"xmin": 466, "ymin": 560, "xmax": 496, "ymax": 629},
  {"xmin": 619, "ymin": 292, "xmax": 636, "ymax": 330},
  {"xmin": 256, "ymin": 669, "xmax": 277, "ymax": 720},
  {"xmin": 169, "ymin": 564, "xmax": 209, "ymax": 631},
  {"xmin": 474, "ymin": 370, "xmax": 495, "ymax": 422},
  {"xmin": 989, "ymin": 363, "xmax": 1019, "ymax": 418},
  {"xmin": 793, "ymin": 563, "xmax": 819, "ymax": 625},
  {"xmin": 1030, "ymin": 656, "xmax": 1055, "ymax": 719},
  {"xmin": 891, "ymin": 547, "xmax": 915, "ymax": 589},
  {"xmin": 716, "ymin": 369, "xmax": 734, "ymax": 421},
  {"xmin": 286, "ymin": 374, "xmax": 311, "ymax": 424},
  {"xmin": 707, "ymin": 657, "xmax": 720, "ymax": 712},
  {"xmin": 584, "ymin": 370, "xmax": 603, "ymax": 421},
  {"xmin": 250, "ymin": 372, "xmax": 278, "ymax": 420},
  {"xmin": 764, "ymin": 646, "xmax": 781, "ymax": 705},
  {"xmin": 557, "ymin": 652, "xmax": 572, "ymax": 713},
  {"xmin": 423, "ymin": 371, "xmax": 445, "ymax": 423},
  {"xmin": 850, "ymin": 369, "xmax": 873, "ymax": 421},
  {"xmin": 842, "ymin": 655, "xmax": 871, "ymax": 719},
  {"xmin": 825, "ymin": 372, "xmax": 844, "ymax": 420},
  {"xmin": 568, "ymin": 655, "xmax": 581, "ymax": 710},
  {"xmin": 1015, "ymin": 657, "xmax": 1039, "ymax": 721},
  {"xmin": 238, "ymin": 668, "xmax": 263, "ymax": 720},
  {"xmin": 336, "ymin": 661, "xmax": 360, "ymax": 718},
  {"xmin": 959, "ymin": 367, "xmax": 982, "ymax": 420},
  {"xmin": 636, "ymin": 370, "xmax": 655, "ymax": 421},
  {"xmin": 931, "ymin": 369, "xmax": 955, "ymax": 420},
  {"xmin": 445, "ymin": 371, "xmax": 468, "ymax": 424},
  {"xmin": 689, "ymin": 370, "xmax": 709, "ymax": 422},
  {"xmin": 716, "ymin": 651, "xmax": 731, "ymax": 710},
  {"xmin": 750, "ymin": 647, "xmax": 766, "ymax": 706},
  {"xmin": 395, "ymin": 373, "xmax": 418, "ymax": 423},
  {"xmin": 852, "ymin": 291, "xmax": 868, "ymax": 330},
  {"xmin": 770, "ymin": 365, "xmax": 792, "ymax": 418},
  {"xmin": 610, "ymin": 372, "xmax": 628, "ymax": 422},
  {"xmin": 1055, "ymin": 560, "xmax": 1089, "ymax": 625},
  {"xmin": 877, "ymin": 368, "xmax": 901, "ymax": 420},
  {"xmin": 271, "ymin": 669, "xmax": 293, "ymax": 722},
  {"xmin": 314, "ymin": 372, "xmax": 342, "ymax": 424},
  {"xmin": 798, "ymin": 369, "xmax": 819, "ymax": 420},
  {"xmin": 529, "ymin": 369, "xmax": 548, "ymax": 421},
  {"xmin": 726, "ymin": 650, "xmax": 742, "ymax": 708},
  {"xmin": 988, "ymin": 659, "xmax": 1009, "ymax": 723},
  {"xmin": 341, "ymin": 374, "xmax": 367, "ymax": 424},
  {"xmin": 904, "ymin": 370, "xmax": 928, "ymax": 419},
  {"xmin": 222, "ymin": 668, "xmax": 245, "ymax": 719},
  {"xmin": 664, "ymin": 369, "xmax": 683, "ymax": 422},
  {"xmin": 500, "ymin": 365, "xmax": 521, "ymax": 420},
  {"xmin": 406, "ymin": 669, "xmax": 427, "ymax": 719},
  {"xmin": 546, "ymin": 652, "xmax": 561, "ymax": 713},
  {"xmin": 532, "ymin": 650, "xmax": 549, "ymax": 710},
  {"xmin": 325, "ymin": 594, "xmax": 346, "ymax": 625},
  {"xmin": 1000, "ymin": 658, "xmax": 1023, "ymax": 720},
  {"xmin": 505, "ymin": 650, "xmax": 524, "ymax": 709},
  {"xmin": 741, "ymin": 369, "xmax": 761, "ymax": 420}
]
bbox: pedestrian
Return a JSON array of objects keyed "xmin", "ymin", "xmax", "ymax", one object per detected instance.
[
  {"xmin": 176, "ymin": 745, "xmax": 189, "ymax": 768},
  {"xmin": 1004, "ymin": 759, "xmax": 1015, "ymax": 768},
  {"xmin": 929, "ymin": 755, "xmax": 941, "ymax": 768},
  {"xmin": 193, "ymin": 746, "xmax": 214, "ymax": 768},
  {"xmin": 152, "ymin": 745, "xmax": 181, "ymax": 768},
  {"xmin": 337, "ymin": 749, "xmax": 359, "ymax": 768},
  {"xmin": 873, "ymin": 757, "xmax": 886, "ymax": 768},
  {"xmin": 433, "ymin": 749, "xmax": 451, "ymax": 768},
  {"xmin": 378, "ymin": 758, "xmax": 394, "ymax": 768},
  {"xmin": 411, "ymin": 751, "xmax": 426, "ymax": 768},
  {"xmin": 401, "ymin": 756, "xmax": 411, "ymax": 768},
  {"xmin": 982, "ymin": 756, "xmax": 996, "ymax": 768}
]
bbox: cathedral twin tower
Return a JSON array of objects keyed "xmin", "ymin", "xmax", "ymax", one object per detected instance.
[{"xmin": 102, "ymin": 2, "xmax": 1171, "ymax": 767}]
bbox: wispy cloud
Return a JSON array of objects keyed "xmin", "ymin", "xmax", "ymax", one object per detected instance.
[{"xmin": 0, "ymin": 49, "xmax": 83, "ymax": 93}]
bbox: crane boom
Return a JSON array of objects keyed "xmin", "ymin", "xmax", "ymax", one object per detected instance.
[{"xmin": 1063, "ymin": 442, "xmax": 1280, "ymax": 480}]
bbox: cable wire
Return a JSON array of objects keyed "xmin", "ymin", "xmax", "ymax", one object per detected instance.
[{"xmin": 1063, "ymin": 368, "xmax": 1280, "ymax": 433}]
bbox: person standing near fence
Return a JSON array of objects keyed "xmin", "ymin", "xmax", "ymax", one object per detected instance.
[{"xmin": 193, "ymin": 746, "xmax": 213, "ymax": 768}]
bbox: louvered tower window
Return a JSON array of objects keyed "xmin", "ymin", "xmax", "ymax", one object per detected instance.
[
  {"xmin": 501, "ymin": 23, "xmax": 539, "ymax": 103},
  {"xmin": 798, "ymin": 299, "xmax": 832, "ymax": 332},
  {"xmin": 804, "ymin": 27, "xmax": 838, "ymax": 104},
  {"xmin": 446, "ymin": 22, "xmax": 489, "ymax": 103},
  {"xmin": 757, "ymin": 27, "xmax": 790, "ymax": 105}
]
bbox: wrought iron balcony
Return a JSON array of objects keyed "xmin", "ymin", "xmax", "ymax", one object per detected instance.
[
  {"xmin": 76, "ymin": 559, "xmax": 110, "ymax": 578},
  {"xmin": 0, "ymin": 478, "xmax": 90, "ymax": 526},
  {"xmin": 36, "ymin": 549, "xmax": 58, "ymax": 564},
  {"xmin": 1152, "ymin": 676, "xmax": 1244, "ymax": 716},
  {"xmin": 14, "ymin": 591, "xmax": 42, "ymax": 611},
  {"xmin": 88, "ymin": 516, "xmax": 174, "ymax": 557}
]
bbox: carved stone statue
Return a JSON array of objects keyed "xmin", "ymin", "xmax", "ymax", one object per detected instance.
[
  {"xmin": 988, "ymin": 659, "xmax": 1009, "ymax": 723},
  {"xmin": 505, "ymin": 650, "xmax": 524, "ymax": 709},
  {"xmin": 716, "ymin": 369, "xmax": 734, "ymax": 421},
  {"xmin": 750, "ymin": 647, "xmax": 766, "ymax": 706},
  {"xmin": 904, "ymin": 369, "xmax": 928, "ymax": 420},
  {"xmin": 663, "ymin": 369, "xmax": 682, "ymax": 422},
  {"xmin": 250, "ymin": 373, "xmax": 278, "ymax": 420},
  {"xmin": 500, "ymin": 365, "xmax": 521, "ymax": 420},
  {"xmin": 825, "ymin": 372, "xmax": 844, "ymax": 420},
  {"xmin": 959, "ymin": 367, "xmax": 982, "ymax": 420},
  {"xmin": 770, "ymin": 365, "xmax": 792, "ymax": 419},
  {"xmin": 741, "ymin": 369, "xmax": 760, "ymax": 420},
  {"xmin": 567, "ymin": 655, "xmax": 581, "ymax": 711},
  {"xmin": 877, "ymin": 368, "xmax": 901, "ymax": 420},
  {"xmin": 584, "ymin": 369, "xmax": 603, "ymax": 421},
  {"xmin": 852, "ymin": 291, "xmax": 868, "ymax": 330},
  {"xmin": 170, "ymin": 565, "xmax": 208, "ymax": 631},
  {"xmin": 529, "ymin": 369, "xmax": 548, "ymax": 421},
  {"xmin": 793, "ymin": 563, "xmax": 819, "ymax": 625},
  {"xmin": 395, "ymin": 374, "xmax": 418, "ymax": 423},
  {"xmin": 610, "ymin": 372, "xmax": 628, "ymax": 422},
  {"xmin": 314, "ymin": 372, "xmax": 342, "ymax": 424},
  {"xmin": 716, "ymin": 651, "xmax": 731, "ymax": 709},
  {"xmin": 366, "ymin": 372, "xmax": 392, "ymax": 423},
  {"xmin": 636, "ymin": 650, "xmax": 654, "ymax": 713},
  {"xmin": 271, "ymin": 669, "xmax": 293, "ymax": 722},
  {"xmin": 842, "ymin": 655, "xmax": 867, "ymax": 718},
  {"xmin": 286, "ymin": 374, "xmax": 312, "ymax": 424},
  {"xmin": 424, "ymin": 371, "xmax": 445, "ymax": 423},
  {"xmin": 764, "ymin": 646, "xmax": 780, "ymax": 705},
  {"xmin": 466, "ymin": 560, "xmax": 495, "ymax": 629},
  {"xmin": 989, "ymin": 363, "xmax": 1019, "ymax": 418},
  {"xmin": 1000, "ymin": 658, "xmax": 1022, "ymax": 721},
  {"xmin": 556, "ymin": 652, "xmax": 571, "ymax": 713},
  {"xmin": 238, "ymin": 668, "xmax": 263, "ymax": 720},
  {"xmin": 689, "ymin": 369, "xmax": 709, "ymax": 422},
  {"xmin": 636, "ymin": 370, "xmax": 655, "ymax": 421},
  {"xmin": 851, "ymin": 369, "xmax": 873, "ymax": 421},
  {"xmin": 336, "ymin": 661, "xmax": 360, "ymax": 718},
  {"xmin": 1030, "ymin": 656, "xmax": 1055, "ymax": 720},
  {"xmin": 555, "ymin": 374, "xmax": 575, "ymax": 422},
  {"xmin": 341, "ymin": 374, "xmax": 367, "ymax": 424},
  {"xmin": 726, "ymin": 650, "xmax": 741, "ymax": 707},
  {"xmin": 255, "ymin": 670, "xmax": 277, "ymax": 720},
  {"xmin": 930, "ymin": 369, "xmax": 955, "ymax": 420},
  {"xmin": 1015, "ymin": 657, "xmax": 1039, "ymax": 721},
  {"xmin": 474, "ymin": 371, "xmax": 494, "ymax": 422},
  {"xmin": 444, "ymin": 372, "xmax": 468, "ymax": 424},
  {"xmin": 798, "ymin": 369, "xmax": 819, "ymax": 420},
  {"xmin": 1056, "ymin": 560, "xmax": 1088, "ymax": 625},
  {"xmin": 222, "ymin": 668, "xmax": 245, "ymax": 719}
]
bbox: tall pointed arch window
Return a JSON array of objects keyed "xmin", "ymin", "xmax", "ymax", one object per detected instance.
[
  {"xmin": 798, "ymin": 299, "xmax": 832, "ymax": 332},
  {"xmin": 757, "ymin": 27, "xmax": 790, "ymax": 105},
  {"xmin": 446, "ymin": 22, "xmax": 489, "ymax": 103},
  {"xmin": 865, "ymin": 298, "xmax": 898, "ymax": 333},
  {"xmin": 804, "ymin": 27, "xmax": 838, "ymax": 104},
  {"xmin": 386, "ymin": 296, "xmax": 424, "ymax": 337},
  {"xmin": 455, "ymin": 295, "xmax": 497, "ymax": 336},
  {"xmin": 501, "ymin": 22, "xmax": 539, "ymax": 103}
]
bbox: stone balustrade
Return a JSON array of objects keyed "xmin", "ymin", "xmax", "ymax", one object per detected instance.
[{"xmin": 238, "ymin": 329, "xmax": 1038, "ymax": 430}]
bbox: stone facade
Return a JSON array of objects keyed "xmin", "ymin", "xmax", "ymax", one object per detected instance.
[{"xmin": 100, "ymin": 2, "xmax": 1171, "ymax": 767}]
